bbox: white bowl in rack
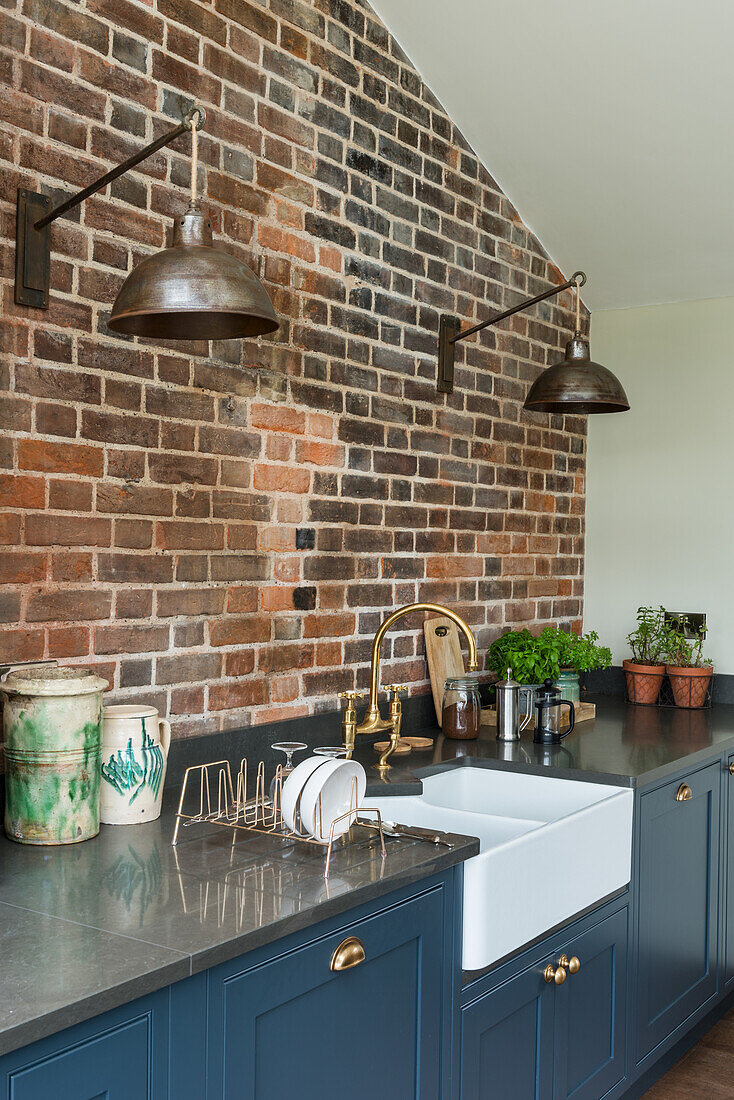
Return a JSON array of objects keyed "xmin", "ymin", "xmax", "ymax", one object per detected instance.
[{"xmin": 299, "ymin": 759, "xmax": 366, "ymax": 843}]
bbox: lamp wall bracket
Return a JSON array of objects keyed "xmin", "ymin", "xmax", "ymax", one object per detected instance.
[
  {"xmin": 436, "ymin": 271, "xmax": 586, "ymax": 395},
  {"xmin": 437, "ymin": 315, "xmax": 461, "ymax": 393},
  {"xmin": 15, "ymin": 189, "xmax": 51, "ymax": 308},
  {"xmin": 14, "ymin": 110, "xmax": 202, "ymax": 311}
]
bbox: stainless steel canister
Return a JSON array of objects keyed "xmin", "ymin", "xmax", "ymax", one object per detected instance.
[{"xmin": 495, "ymin": 667, "xmax": 533, "ymax": 742}]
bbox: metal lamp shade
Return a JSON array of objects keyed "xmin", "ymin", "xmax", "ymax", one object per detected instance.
[
  {"xmin": 524, "ymin": 335, "xmax": 629, "ymax": 414},
  {"xmin": 108, "ymin": 205, "xmax": 278, "ymax": 340}
]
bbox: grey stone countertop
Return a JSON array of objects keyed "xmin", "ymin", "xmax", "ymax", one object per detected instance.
[
  {"xmin": 4, "ymin": 695, "xmax": 734, "ymax": 1059},
  {"xmin": 0, "ymin": 788, "xmax": 477, "ymax": 1057},
  {"xmin": 357, "ymin": 694, "xmax": 734, "ymax": 794}
]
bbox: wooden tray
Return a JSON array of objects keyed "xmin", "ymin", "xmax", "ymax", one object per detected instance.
[{"xmin": 480, "ymin": 700, "xmax": 596, "ymax": 729}]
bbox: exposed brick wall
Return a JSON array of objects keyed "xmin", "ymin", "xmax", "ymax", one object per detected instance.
[{"xmin": 1, "ymin": 0, "xmax": 588, "ymax": 737}]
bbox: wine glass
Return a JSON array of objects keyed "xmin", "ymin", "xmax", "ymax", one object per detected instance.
[
  {"xmin": 269, "ymin": 741, "xmax": 307, "ymax": 812},
  {"xmin": 313, "ymin": 746, "xmax": 349, "ymax": 758}
]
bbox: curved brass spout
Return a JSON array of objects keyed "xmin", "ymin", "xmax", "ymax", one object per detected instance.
[{"xmin": 349, "ymin": 602, "xmax": 479, "ymax": 770}]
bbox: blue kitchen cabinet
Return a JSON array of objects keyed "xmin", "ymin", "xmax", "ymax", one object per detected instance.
[
  {"xmin": 205, "ymin": 883, "xmax": 449, "ymax": 1100},
  {"xmin": 461, "ymin": 901, "xmax": 628, "ymax": 1100},
  {"xmin": 0, "ymin": 987, "xmax": 172, "ymax": 1100},
  {"xmin": 461, "ymin": 956, "xmax": 555, "ymax": 1100},
  {"xmin": 724, "ymin": 753, "xmax": 734, "ymax": 992},
  {"xmin": 635, "ymin": 762, "xmax": 720, "ymax": 1065},
  {"xmin": 554, "ymin": 907, "xmax": 628, "ymax": 1100}
]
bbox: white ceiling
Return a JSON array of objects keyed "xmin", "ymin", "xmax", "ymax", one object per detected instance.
[{"xmin": 371, "ymin": 0, "xmax": 734, "ymax": 311}]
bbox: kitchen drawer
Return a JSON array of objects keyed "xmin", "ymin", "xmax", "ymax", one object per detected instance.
[{"xmin": 206, "ymin": 885, "xmax": 447, "ymax": 1100}]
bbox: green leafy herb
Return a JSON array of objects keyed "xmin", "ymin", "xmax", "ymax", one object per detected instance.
[
  {"xmin": 626, "ymin": 606, "xmax": 668, "ymax": 665},
  {"xmin": 487, "ymin": 626, "xmax": 611, "ymax": 684}
]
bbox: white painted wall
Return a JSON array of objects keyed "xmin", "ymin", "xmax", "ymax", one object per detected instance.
[{"xmin": 584, "ymin": 297, "xmax": 734, "ymax": 672}]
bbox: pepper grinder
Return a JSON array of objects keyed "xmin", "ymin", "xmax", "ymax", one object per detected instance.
[{"xmin": 495, "ymin": 667, "xmax": 533, "ymax": 742}]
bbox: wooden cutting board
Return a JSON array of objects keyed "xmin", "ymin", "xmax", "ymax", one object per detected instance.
[
  {"xmin": 424, "ymin": 615, "xmax": 468, "ymax": 726},
  {"xmin": 480, "ymin": 700, "xmax": 596, "ymax": 729}
]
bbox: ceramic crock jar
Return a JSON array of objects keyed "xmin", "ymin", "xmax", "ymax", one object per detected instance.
[
  {"xmin": 101, "ymin": 705, "xmax": 171, "ymax": 825},
  {"xmin": 1, "ymin": 666, "xmax": 108, "ymax": 845}
]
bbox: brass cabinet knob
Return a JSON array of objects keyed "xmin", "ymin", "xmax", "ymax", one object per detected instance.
[
  {"xmin": 729, "ymin": 762, "xmax": 734, "ymax": 776},
  {"xmin": 558, "ymin": 954, "xmax": 581, "ymax": 975},
  {"xmin": 330, "ymin": 936, "xmax": 366, "ymax": 972},
  {"xmin": 544, "ymin": 964, "xmax": 567, "ymax": 985},
  {"xmin": 676, "ymin": 783, "xmax": 693, "ymax": 802}
]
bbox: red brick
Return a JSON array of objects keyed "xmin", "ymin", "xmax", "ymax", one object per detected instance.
[
  {"xmin": 156, "ymin": 652, "xmax": 222, "ymax": 685},
  {"xmin": 0, "ymin": 474, "xmax": 45, "ymax": 509},
  {"xmin": 0, "ymin": 515, "xmax": 21, "ymax": 544},
  {"xmin": 52, "ymin": 552, "xmax": 94, "ymax": 582},
  {"xmin": 115, "ymin": 519, "xmax": 153, "ymax": 549},
  {"xmin": 251, "ymin": 403, "xmax": 306, "ymax": 434},
  {"xmin": 209, "ymin": 679, "xmax": 267, "ymax": 711},
  {"xmin": 25, "ymin": 513, "xmax": 111, "ymax": 547},
  {"xmin": 225, "ymin": 587, "xmax": 258, "ymax": 613},
  {"xmin": 0, "ymin": 552, "xmax": 47, "ymax": 584},
  {"xmin": 95, "ymin": 624, "xmax": 169, "ymax": 655},
  {"xmin": 26, "ymin": 589, "xmax": 111, "ymax": 622},
  {"xmin": 0, "ymin": 628, "xmax": 45, "ymax": 662},
  {"xmin": 295, "ymin": 440, "xmax": 344, "ymax": 466},
  {"xmin": 209, "ymin": 617, "xmax": 270, "ymax": 646},
  {"xmin": 35, "ymin": 402, "xmax": 77, "ymax": 438},
  {"xmin": 48, "ymin": 626, "xmax": 91, "ymax": 659},
  {"xmin": 253, "ymin": 464, "xmax": 310, "ymax": 493},
  {"xmin": 97, "ymin": 483, "xmax": 173, "ymax": 516},
  {"xmin": 157, "ymin": 520, "xmax": 224, "ymax": 550},
  {"xmin": 18, "ymin": 439, "xmax": 104, "ymax": 477}
]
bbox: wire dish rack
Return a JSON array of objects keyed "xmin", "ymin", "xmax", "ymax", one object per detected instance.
[{"xmin": 171, "ymin": 757, "xmax": 386, "ymax": 878}]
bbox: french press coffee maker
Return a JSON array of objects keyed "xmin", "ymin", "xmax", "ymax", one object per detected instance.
[
  {"xmin": 533, "ymin": 679, "xmax": 576, "ymax": 745},
  {"xmin": 495, "ymin": 667, "xmax": 533, "ymax": 742}
]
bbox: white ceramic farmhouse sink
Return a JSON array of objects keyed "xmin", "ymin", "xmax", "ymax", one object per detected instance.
[{"xmin": 369, "ymin": 766, "xmax": 633, "ymax": 971}]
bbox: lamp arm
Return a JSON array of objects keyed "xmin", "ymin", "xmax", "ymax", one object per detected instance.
[
  {"xmin": 34, "ymin": 108, "xmax": 205, "ymax": 230},
  {"xmin": 450, "ymin": 270, "xmax": 586, "ymax": 345}
]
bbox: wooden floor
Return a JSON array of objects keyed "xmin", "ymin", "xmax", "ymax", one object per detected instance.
[{"xmin": 642, "ymin": 1008, "xmax": 734, "ymax": 1097}]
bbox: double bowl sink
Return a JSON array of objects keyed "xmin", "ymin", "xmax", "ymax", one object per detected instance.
[{"xmin": 369, "ymin": 766, "xmax": 633, "ymax": 971}]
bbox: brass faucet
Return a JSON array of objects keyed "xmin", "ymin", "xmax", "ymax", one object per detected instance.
[{"xmin": 338, "ymin": 602, "xmax": 479, "ymax": 772}]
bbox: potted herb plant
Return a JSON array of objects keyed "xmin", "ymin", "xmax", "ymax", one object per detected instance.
[
  {"xmin": 487, "ymin": 626, "xmax": 611, "ymax": 705},
  {"xmin": 664, "ymin": 619, "xmax": 713, "ymax": 708},
  {"xmin": 624, "ymin": 606, "xmax": 668, "ymax": 705},
  {"xmin": 555, "ymin": 630, "xmax": 612, "ymax": 703},
  {"xmin": 487, "ymin": 626, "xmax": 566, "ymax": 686}
]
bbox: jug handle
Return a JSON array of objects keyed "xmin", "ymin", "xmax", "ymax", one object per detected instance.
[
  {"xmin": 519, "ymin": 687, "xmax": 534, "ymax": 731},
  {"xmin": 158, "ymin": 718, "xmax": 171, "ymax": 756},
  {"xmin": 559, "ymin": 701, "xmax": 576, "ymax": 739}
]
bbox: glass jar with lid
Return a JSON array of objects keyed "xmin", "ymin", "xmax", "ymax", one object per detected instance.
[{"xmin": 442, "ymin": 675, "xmax": 482, "ymax": 740}]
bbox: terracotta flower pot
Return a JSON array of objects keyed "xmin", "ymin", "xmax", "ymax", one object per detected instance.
[
  {"xmin": 665, "ymin": 665, "xmax": 713, "ymax": 709},
  {"xmin": 623, "ymin": 659, "xmax": 665, "ymax": 705}
]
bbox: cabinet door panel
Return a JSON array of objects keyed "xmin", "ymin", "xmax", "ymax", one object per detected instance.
[
  {"xmin": 554, "ymin": 907, "xmax": 627, "ymax": 1100},
  {"xmin": 8, "ymin": 1017, "xmax": 150, "ymax": 1100},
  {"xmin": 637, "ymin": 763, "xmax": 719, "ymax": 1061},
  {"xmin": 724, "ymin": 754, "xmax": 734, "ymax": 991},
  {"xmin": 461, "ymin": 963, "xmax": 555, "ymax": 1100},
  {"xmin": 208, "ymin": 889, "xmax": 445, "ymax": 1100}
]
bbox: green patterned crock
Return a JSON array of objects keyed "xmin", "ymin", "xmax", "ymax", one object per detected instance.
[{"xmin": 2, "ymin": 666, "xmax": 108, "ymax": 845}]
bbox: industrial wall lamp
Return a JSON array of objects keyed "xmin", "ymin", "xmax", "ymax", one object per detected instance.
[
  {"xmin": 437, "ymin": 271, "xmax": 629, "ymax": 414},
  {"xmin": 15, "ymin": 106, "xmax": 278, "ymax": 341}
]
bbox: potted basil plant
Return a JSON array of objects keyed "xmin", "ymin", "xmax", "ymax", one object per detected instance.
[
  {"xmin": 486, "ymin": 626, "xmax": 566, "ymax": 687},
  {"xmin": 664, "ymin": 619, "xmax": 713, "ymax": 708},
  {"xmin": 624, "ymin": 606, "xmax": 668, "ymax": 705},
  {"xmin": 556, "ymin": 630, "xmax": 612, "ymax": 704}
]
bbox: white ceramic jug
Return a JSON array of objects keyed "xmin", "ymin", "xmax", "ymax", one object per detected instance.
[{"xmin": 101, "ymin": 705, "xmax": 171, "ymax": 825}]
